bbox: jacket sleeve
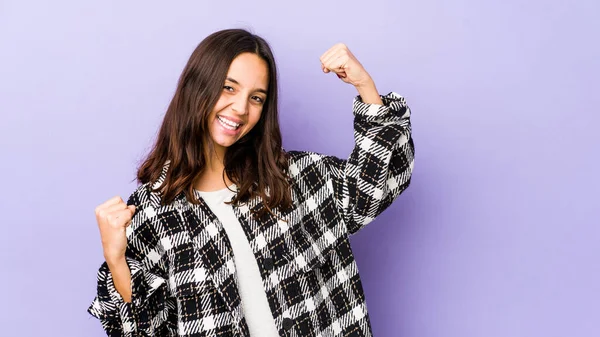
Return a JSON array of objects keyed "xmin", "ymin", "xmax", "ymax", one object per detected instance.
[
  {"xmin": 87, "ymin": 187, "xmax": 174, "ymax": 336},
  {"xmin": 323, "ymin": 92, "xmax": 414, "ymax": 235}
]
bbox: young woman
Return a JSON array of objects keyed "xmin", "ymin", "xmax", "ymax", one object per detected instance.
[{"xmin": 89, "ymin": 28, "xmax": 414, "ymax": 337}]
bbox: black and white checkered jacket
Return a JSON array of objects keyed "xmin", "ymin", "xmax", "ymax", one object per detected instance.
[{"xmin": 88, "ymin": 92, "xmax": 415, "ymax": 336}]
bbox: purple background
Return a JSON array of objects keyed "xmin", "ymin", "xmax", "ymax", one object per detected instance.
[{"xmin": 1, "ymin": 0, "xmax": 598, "ymax": 336}]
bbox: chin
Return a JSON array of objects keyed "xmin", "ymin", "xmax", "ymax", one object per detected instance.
[{"xmin": 215, "ymin": 140, "xmax": 235, "ymax": 148}]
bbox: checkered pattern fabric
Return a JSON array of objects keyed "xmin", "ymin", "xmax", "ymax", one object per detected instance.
[{"xmin": 88, "ymin": 92, "xmax": 414, "ymax": 336}]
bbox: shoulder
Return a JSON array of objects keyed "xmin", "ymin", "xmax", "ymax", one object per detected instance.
[
  {"xmin": 126, "ymin": 161, "xmax": 180, "ymax": 225},
  {"xmin": 286, "ymin": 150, "xmax": 325, "ymax": 170},
  {"xmin": 284, "ymin": 149, "xmax": 343, "ymax": 180},
  {"xmin": 126, "ymin": 182, "xmax": 160, "ymax": 209}
]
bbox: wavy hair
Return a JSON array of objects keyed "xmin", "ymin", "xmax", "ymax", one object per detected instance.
[{"xmin": 137, "ymin": 29, "xmax": 291, "ymax": 214}]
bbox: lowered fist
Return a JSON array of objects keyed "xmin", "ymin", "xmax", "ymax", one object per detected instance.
[{"xmin": 95, "ymin": 196, "xmax": 136, "ymax": 263}]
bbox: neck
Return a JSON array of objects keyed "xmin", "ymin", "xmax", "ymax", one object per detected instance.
[{"xmin": 194, "ymin": 145, "xmax": 233, "ymax": 192}]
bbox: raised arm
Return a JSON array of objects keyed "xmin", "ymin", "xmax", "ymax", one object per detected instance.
[{"xmin": 320, "ymin": 44, "xmax": 415, "ymax": 234}]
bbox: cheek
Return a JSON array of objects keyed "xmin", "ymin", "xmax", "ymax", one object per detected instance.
[
  {"xmin": 211, "ymin": 96, "xmax": 228, "ymax": 115},
  {"xmin": 248, "ymin": 108, "xmax": 263, "ymax": 129}
]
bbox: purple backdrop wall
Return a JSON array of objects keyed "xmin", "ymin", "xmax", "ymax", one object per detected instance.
[{"xmin": 1, "ymin": 0, "xmax": 598, "ymax": 336}]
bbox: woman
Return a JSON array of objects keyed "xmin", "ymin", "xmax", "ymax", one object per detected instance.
[{"xmin": 89, "ymin": 28, "xmax": 414, "ymax": 337}]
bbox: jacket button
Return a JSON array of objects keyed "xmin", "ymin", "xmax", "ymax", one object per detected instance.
[
  {"xmin": 282, "ymin": 317, "xmax": 294, "ymax": 331},
  {"xmin": 263, "ymin": 257, "xmax": 274, "ymax": 270}
]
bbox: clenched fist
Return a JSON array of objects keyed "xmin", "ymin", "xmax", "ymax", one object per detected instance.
[
  {"xmin": 95, "ymin": 196, "xmax": 136, "ymax": 262},
  {"xmin": 320, "ymin": 43, "xmax": 373, "ymax": 88}
]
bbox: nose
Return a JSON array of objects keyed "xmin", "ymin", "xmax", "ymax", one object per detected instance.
[{"xmin": 231, "ymin": 96, "xmax": 249, "ymax": 115}]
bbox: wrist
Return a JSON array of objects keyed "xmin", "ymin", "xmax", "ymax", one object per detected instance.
[
  {"xmin": 355, "ymin": 79, "xmax": 382, "ymax": 105},
  {"xmin": 354, "ymin": 76, "xmax": 375, "ymax": 90}
]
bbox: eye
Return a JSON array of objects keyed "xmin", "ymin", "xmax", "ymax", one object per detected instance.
[
  {"xmin": 223, "ymin": 86, "xmax": 234, "ymax": 92},
  {"xmin": 251, "ymin": 96, "xmax": 265, "ymax": 104}
]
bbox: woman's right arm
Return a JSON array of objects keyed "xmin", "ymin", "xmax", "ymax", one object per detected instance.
[
  {"xmin": 106, "ymin": 256, "xmax": 132, "ymax": 303},
  {"xmin": 89, "ymin": 187, "xmax": 174, "ymax": 336},
  {"xmin": 95, "ymin": 194, "xmax": 136, "ymax": 303}
]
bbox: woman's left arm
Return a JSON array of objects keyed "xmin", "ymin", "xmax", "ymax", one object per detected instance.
[{"xmin": 320, "ymin": 44, "xmax": 415, "ymax": 235}]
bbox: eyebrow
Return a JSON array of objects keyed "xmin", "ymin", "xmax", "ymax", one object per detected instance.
[{"xmin": 226, "ymin": 77, "xmax": 268, "ymax": 95}]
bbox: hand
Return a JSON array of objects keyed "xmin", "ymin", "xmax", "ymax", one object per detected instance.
[
  {"xmin": 95, "ymin": 196, "xmax": 136, "ymax": 263},
  {"xmin": 320, "ymin": 43, "xmax": 383, "ymax": 105},
  {"xmin": 320, "ymin": 43, "xmax": 373, "ymax": 88}
]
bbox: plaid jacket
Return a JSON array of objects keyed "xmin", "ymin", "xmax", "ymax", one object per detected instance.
[{"xmin": 88, "ymin": 92, "xmax": 414, "ymax": 336}]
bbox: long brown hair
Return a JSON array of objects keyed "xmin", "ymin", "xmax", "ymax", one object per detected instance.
[{"xmin": 137, "ymin": 29, "xmax": 292, "ymax": 213}]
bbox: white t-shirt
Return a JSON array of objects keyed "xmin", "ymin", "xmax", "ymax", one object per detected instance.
[{"xmin": 196, "ymin": 185, "xmax": 279, "ymax": 337}]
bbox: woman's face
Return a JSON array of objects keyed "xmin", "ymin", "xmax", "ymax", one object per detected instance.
[{"xmin": 208, "ymin": 52, "xmax": 269, "ymax": 155}]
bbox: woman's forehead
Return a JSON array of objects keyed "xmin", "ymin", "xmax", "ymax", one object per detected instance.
[{"xmin": 226, "ymin": 53, "xmax": 269, "ymax": 91}]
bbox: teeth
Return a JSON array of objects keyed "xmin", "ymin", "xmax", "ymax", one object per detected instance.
[{"xmin": 218, "ymin": 116, "xmax": 240, "ymax": 130}]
